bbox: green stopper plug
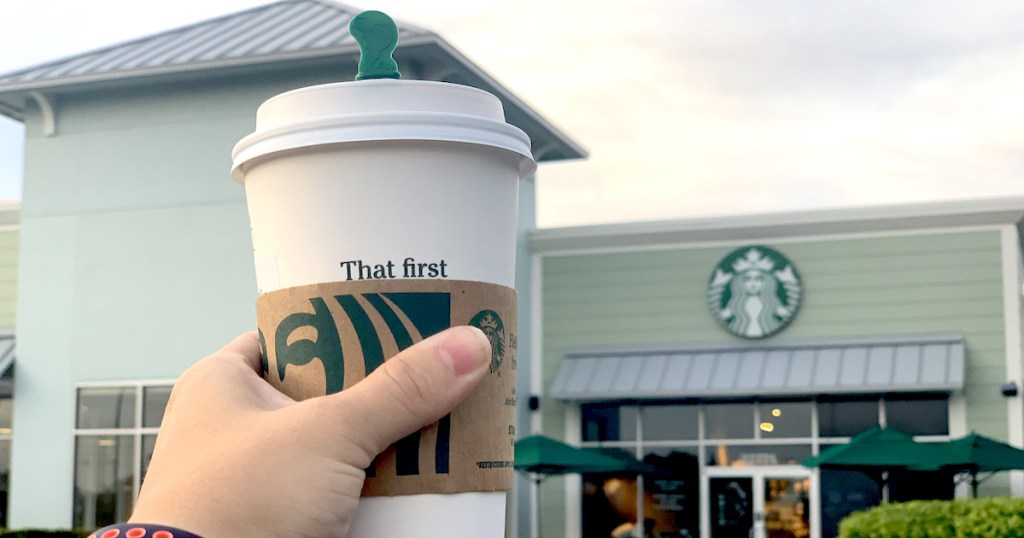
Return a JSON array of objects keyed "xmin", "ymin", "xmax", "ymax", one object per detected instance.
[{"xmin": 350, "ymin": 10, "xmax": 401, "ymax": 80}]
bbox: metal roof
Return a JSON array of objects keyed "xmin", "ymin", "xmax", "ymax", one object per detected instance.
[
  {"xmin": 550, "ymin": 334, "xmax": 965, "ymax": 401},
  {"xmin": 0, "ymin": 0, "xmax": 431, "ymax": 88},
  {"xmin": 530, "ymin": 196, "xmax": 1024, "ymax": 253},
  {"xmin": 0, "ymin": 1, "xmax": 587, "ymax": 162}
]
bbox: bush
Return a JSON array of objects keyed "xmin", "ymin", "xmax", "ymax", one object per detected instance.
[{"xmin": 839, "ymin": 498, "xmax": 1024, "ymax": 538}]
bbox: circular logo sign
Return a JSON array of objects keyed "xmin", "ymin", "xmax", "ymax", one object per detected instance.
[{"xmin": 707, "ymin": 246, "xmax": 802, "ymax": 339}]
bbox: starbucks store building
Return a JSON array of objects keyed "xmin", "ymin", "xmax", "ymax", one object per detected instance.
[{"xmin": 525, "ymin": 198, "xmax": 1024, "ymax": 538}]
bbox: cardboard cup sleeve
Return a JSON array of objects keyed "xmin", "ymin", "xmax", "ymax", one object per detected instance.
[{"xmin": 255, "ymin": 279, "xmax": 517, "ymax": 496}]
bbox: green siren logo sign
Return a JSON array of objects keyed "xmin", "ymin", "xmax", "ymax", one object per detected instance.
[
  {"xmin": 470, "ymin": 309, "xmax": 505, "ymax": 374},
  {"xmin": 708, "ymin": 246, "xmax": 802, "ymax": 339}
]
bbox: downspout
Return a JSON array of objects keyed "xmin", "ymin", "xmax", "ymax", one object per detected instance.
[{"xmin": 27, "ymin": 91, "xmax": 56, "ymax": 137}]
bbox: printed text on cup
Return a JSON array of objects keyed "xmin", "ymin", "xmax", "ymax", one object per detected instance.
[{"xmin": 341, "ymin": 257, "xmax": 449, "ymax": 280}]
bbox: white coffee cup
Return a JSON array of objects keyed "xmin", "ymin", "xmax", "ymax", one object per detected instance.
[{"xmin": 232, "ymin": 79, "xmax": 534, "ymax": 537}]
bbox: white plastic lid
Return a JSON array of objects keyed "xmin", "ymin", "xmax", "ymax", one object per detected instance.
[{"xmin": 231, "ymin": 79, "xmax": 537, "ymax": 181}]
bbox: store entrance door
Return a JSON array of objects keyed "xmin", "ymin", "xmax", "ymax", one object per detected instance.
[{"xmin": 705, "ymin": 467, "xmax": 812, "ymax": 538}]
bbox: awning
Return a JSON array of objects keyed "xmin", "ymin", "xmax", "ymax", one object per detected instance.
[
  {"xmin": 0, "ymin": 333, "xmax": 14, "ymax": 396},
  {"xmin": 550, "ymin": 334, "xmax": 964, "ymax": 401},
  {"xmin": 0, "ymin": 333, "xmax": 13, "ymax": 377}
]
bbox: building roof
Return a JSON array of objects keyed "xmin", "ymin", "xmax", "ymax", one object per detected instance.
[
  {"xmin": 0, "ymin": 1, "xmax": 430, "ymax": 89},
  {"xmin": 531, "ymin": 196, "xmax": 1024, "ymax": 253},
  {"xmin": 0, "ymin": 0, "xmax": 586, "ymax": 162},
  {"xmin": 550, "ymin": 333, "xmax": 965, "ymax": 401}
]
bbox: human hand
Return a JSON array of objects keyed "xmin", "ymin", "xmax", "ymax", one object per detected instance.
[{"xmin": 130, "ymin": 326, "xmax": 492, "ymax": 538}]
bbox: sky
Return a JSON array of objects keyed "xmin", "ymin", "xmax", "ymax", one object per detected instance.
[{"xmin": 1, "ymin": 1, "xmax": 1024, "ymax": 227}]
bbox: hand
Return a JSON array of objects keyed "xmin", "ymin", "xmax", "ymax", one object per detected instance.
[{"xmin": 130, "ymin": 327, "xmax": 492, "ymax": 538}]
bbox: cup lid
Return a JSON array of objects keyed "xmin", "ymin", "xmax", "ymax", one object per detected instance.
[{"xmin": 231, "ymin": 79, "xmax": 537, "ymax": 181}]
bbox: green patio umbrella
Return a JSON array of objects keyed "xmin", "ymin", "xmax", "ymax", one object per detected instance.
[
  {"xmin": 515, "ymin": 435, "xmax": 652, "ymax": 538},
  {"xmin": 515, "ymin": 434, "xmax": 637, "ymax": 476},
  {"xmin": 592, "ymin": 446, "xmax": 670, "ymax": 477},
  {"xmin": 914, "ymin": 433, "xmax": 1024, "ymax": 497},
  {"xmin": 802, "ymin": 426, "xmax": 942, "ymax": 502},
  {"xmin": 803, "ymin": 427, "xmax": 938, "ymax": 469}
]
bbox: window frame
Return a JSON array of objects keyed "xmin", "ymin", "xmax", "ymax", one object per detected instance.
[{"xmin": 72, "ymin": 380, "xmax": 174, "ymax": 529}]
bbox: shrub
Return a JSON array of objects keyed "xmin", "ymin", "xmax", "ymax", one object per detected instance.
[{"xmin": 839, "ymin": 498, "xmax": 1024, "ymax": 538}]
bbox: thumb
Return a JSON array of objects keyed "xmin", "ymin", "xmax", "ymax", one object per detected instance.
[{"xmin": 316, "ymin": 326, "xmax": 492, "ymax": 462}]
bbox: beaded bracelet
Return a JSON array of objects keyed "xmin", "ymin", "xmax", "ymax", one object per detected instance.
[{"xmin": 89, "ymin": 523, "xmax": 204, "ymax": 538}]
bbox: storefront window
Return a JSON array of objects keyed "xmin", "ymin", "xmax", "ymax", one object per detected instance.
[
  {"xmin": 885, "ymin": 396, "xmax": 948, "ymax": 436},
  {"xmin": 141, "ymin": 434, "xmax": 159, "ymax": 483},
  {"xmin": 582, "ymin": 473, "xmax": 626, "ymax": 538},
  {"xmin": 817, "ymin": 398, "xmax": 879, "ymax": 437},
  {"xmin": 0, "ymin": 396, "xmax": 12, "ymax": 527},
  {"xmin": 581, "ymin": 449, "xmax": 700, "ymax": 538},
  {"xmin": 142, "ymin": 386, "xmax": 172, "ymax": 428},
  {"xmin": 758, "ymin": 401, "xmax": 811, "ymax": 439},
  {"xmin": 642, "ymin": 405, "xmax": 698, "ymax": 441},
  {"xmin": 707, "ymin": 444, "xmax": 811, "ymax": 467},
  {"xmin": 888, "ymin": 469, "xmax": 954, "ymax": 502},
  {"xmin": 582, "ymin": 404, "xmax": 637, "ymax": 442},
  {"xmin": 73, "ymin": 435, "xmax": 134, "ymax": 530},
  {"xmin": 819, "ymin": 469, "xmax": 879, "ymax": 538},
  {"xmin": 77, "ymin": 387, "xmax": 135, "ymax": 429},
  {"xmin": 579, "ymin": 395, "xmax": 950, "ymax": 538},
  {"xmin": 705, "ymin": 403, "xmax": 754, "ymax": 440},
  {"xmin": 74, "ymin": 384, "xmax": 172, "ymax": 529},
  {"xmin": 644, "ymin": 449, "xmax": 700, "ymax": 537}
]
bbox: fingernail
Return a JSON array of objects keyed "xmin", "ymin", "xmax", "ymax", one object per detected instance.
[{"xmin": 439, "ymin": 327, "xmax": 490, "ymax": 377}]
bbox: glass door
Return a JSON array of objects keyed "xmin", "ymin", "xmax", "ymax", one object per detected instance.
[
  {"xmin": 706, "ymin": 468, "xmax": 812, "ymax": 538},
  {"xmin": 709, "ymin": 476, "xmax": 754, "ymax": 538},
  {"xmin": 762, "ymin": 475, "xmax": 810, "ymax": 538}
]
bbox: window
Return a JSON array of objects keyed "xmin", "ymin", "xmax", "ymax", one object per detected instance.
[
  {"xmin": 73, "ymin": 383, "xmax": 172, "ymax": 529},
  {"xmin": 642, "ymin": 405, "xmax": 698, "ymax": 441},
  {"xmin": 884, "ymin": 395, "xmax": 948, "ymax": 436},
  {"xmin": 0, "ymin": 396, "xmax": 12, "ymax": 527},
  {"xmin": 579, "ymin": 395, "xmax": 951, "ymax": 537},
  {"xmin": 817, "ymin": 398, "xmax": 879, "ymax": 437},
  {"xmin": 705, "ymin": 402, "xmax": 754, "ymax": 439},
  {"xmin": 706, "ymin": 444, "xmax": 812, "ymax": 467},
  {"xmin": 758, "ymin": 401, "xmax": 812, "ymax": 439},
  {"xmin": 581, "ymin": 404, "xmax": 637, "ymax": 442}
]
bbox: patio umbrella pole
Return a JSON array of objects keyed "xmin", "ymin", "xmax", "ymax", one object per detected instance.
[
  {"xmin": 881, "ymin": 471, "xmax": 889, "ymax": 504},
  {"xmin": 969, "ymin": 470, "xmax": 996, "ymax": 498},
  {"xmin": 533, "ymin": 474, "xmax": 546, "ymax": 538}
]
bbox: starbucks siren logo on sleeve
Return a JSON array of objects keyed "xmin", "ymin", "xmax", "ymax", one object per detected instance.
[
  {"xmin": 469, "ymin": 310, "xmax": 505, "ymax": 374},
  {"xmin": 707, "ymin": 246, "xmax": 803, "ymax": 339}
]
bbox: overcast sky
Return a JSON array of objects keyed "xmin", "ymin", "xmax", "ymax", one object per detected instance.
[{"xmin": 2, "ymin": 1, "xmax": 1023, "ymax": 227}]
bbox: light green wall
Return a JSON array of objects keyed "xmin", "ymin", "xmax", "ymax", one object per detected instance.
[
  {"xmin": 538, "ymin": 230, "xmax": 1008, "ymax": 536},
  {"xmin": 10, "ymin": 70, "xmax": 348, "ymax": 528},
  {"xmin": 0, "ymin": 228, "xmax": 18, "ymax": 327}
]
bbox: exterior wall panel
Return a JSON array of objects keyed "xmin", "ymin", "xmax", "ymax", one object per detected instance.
[{"xmin": 0, "ymin": 229, "xmax": 19, "ymax": 327}]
